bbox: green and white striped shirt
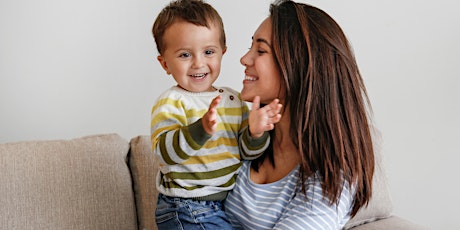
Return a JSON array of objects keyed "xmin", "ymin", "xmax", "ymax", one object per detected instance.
[{"xmin": 151, "ymin": 86, "xmax": 269, "ymax": 199}]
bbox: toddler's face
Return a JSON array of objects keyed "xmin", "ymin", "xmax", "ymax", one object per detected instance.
[{"xmin": 157, "ymin": 20, "xmax": 226, "ymax": 93}]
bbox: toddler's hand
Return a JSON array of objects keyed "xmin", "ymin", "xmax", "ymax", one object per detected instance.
[
  {"xmin": 249, "ymin": 96, "xmax": 282, "ymax": 138},
  {"xmin": 202, "ymin": 95, "xmax": 221, "ymax": 135}
]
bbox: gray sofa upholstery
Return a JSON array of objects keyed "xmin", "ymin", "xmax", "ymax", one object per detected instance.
[{"xmin": 0, "ymin": 133, "xmax": 427, "ymax": 229}]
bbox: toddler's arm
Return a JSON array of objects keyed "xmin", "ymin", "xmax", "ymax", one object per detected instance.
[{"xmin": 151, "ymin": 94, "xmax": 223, "ymax": 165}]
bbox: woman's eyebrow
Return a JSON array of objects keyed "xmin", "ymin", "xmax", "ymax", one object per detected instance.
[{"xmin": 252, "ymin": 36, "xmax": 272, "ymax": 47}]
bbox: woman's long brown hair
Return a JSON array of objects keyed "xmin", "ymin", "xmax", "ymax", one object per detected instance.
[{"xmin": 253, "ymin": 0, "xmax": 375, "ymax": 217}]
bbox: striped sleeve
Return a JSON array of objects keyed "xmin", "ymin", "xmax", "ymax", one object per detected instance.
[
  {"xmin": 151, "ymin": 95, "xmax": 210, "ymax": 165},
  {"xmin": 236, "ymin": 96, "xmax": 269, "ymax": 160},
  {"xmin": 239, "ymin": 127, "xmax": 270, "ymax": 160}
]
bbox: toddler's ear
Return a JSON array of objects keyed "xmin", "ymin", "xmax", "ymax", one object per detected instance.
[{"xmin": 157, "ymin": 55, "xmax": 171, "ymax": 75}]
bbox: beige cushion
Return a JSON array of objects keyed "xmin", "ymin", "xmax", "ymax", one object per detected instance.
[
  {"xmin": 0, "ymin": 134, "xmax": 137, "ymax": 230},
  {"xmin": 129, "ymin": 135, "xmax": 159, "ymax": 230},
  {"xmin": 350, "ymin": 216, "xmax": 428, "ymax": 230},
  {"xmin": 344, "ymin": 129, "xmax": 393, "ymax": 229}
]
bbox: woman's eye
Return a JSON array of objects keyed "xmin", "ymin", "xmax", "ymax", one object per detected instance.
[{"xmin": 257, "ymin": 50, "xmax": 267, "ymax": 54}]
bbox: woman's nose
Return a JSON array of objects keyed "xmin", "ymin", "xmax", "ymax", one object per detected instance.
[{"xmin": 240, "ymin": 51, "xmax": 251, "ymax": 67}]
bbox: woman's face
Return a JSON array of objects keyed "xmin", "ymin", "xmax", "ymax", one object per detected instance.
[{"xmin": 240, "ymin": 18, "xmax": 284, "ymax": 104}]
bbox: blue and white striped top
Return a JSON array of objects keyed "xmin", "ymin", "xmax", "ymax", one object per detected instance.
[{"xmin": 224, "ymin": 160, "xmax": 353, "ymax": 230}]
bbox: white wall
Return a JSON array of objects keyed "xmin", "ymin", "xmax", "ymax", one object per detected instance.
[{"xmin": 1, "ymin": 0, "xmax": 459, "ymax": 229}]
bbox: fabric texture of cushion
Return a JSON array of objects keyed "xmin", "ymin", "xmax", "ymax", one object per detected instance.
[
  {"xmin": 0, "ymin": 134, "xmax": 137, "ymax": 230},
  {"xmin": 129, "ymin": 135, "xmax": 159, "ymax": 230},
  {"xmin": 350, "ymin": 216, "xmax": 428, "ymax": 230}
]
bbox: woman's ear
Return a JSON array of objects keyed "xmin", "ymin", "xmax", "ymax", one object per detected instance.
[{"xmin": 157, "ymin": 55, "xmax": 171, "ymax": 75}]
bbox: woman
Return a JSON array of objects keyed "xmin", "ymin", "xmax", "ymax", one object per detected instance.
[{"xmin": 224, "ymin": 0, "xmax": 375, "ymax": 229}]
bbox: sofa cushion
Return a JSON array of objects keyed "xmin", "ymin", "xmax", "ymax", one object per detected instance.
[
  {"xmin": 129, "ymin": 135, "xmax": 159, "ymax": 230},
  {"xmin": 0, "ymin": 134, "xmax": 137, "ymax": 229},
  {"xmin": 344, "ymin": 129, "xmax": 393, "ymax": 229},
  {"xmin": 350, "ymin": 216, "xmax": 428, "ymax": 230}
]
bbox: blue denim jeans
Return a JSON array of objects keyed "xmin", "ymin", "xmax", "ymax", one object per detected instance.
[{"xmin": 155, "ymin": 194, "xmax": 233, "ymax": 230}]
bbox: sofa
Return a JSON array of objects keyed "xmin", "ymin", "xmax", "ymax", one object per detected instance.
[{"xmin": 0, "ymin": 133, "xmax": 427, "ymax": 230}]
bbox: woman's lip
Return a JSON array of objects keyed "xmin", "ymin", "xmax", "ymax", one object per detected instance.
[
  {"xmin": 243, "ymin": 76, "xmax": 258, "ymax": 85},
  {"xmin": 244, "ymin": 75, "xmax": 258, "ymax": 81}
]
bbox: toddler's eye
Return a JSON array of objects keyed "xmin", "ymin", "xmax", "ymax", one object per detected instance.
[
  {"xmin": 205, "ymin": 50, "xmax": 215, "ymax": 55},
  {"xmin": 179, "ymin": 53, "xmax": 191, "ymax": 58}
]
